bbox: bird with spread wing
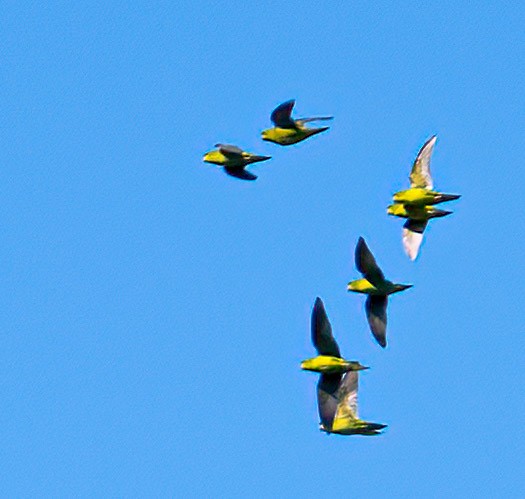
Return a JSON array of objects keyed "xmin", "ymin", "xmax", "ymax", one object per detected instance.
[
  {"xmin": 202, "ymin": 144, "xmax": 271, "ymax": 180},
  {"xmin": 303, "ymin": 298, "xmax": 386, "ymax": 436},
  {"xmin": 261, "ymin": 99, "xmax": 333, "ymax": 146},
  {"xmin": 389, "ymin": 136, "xmax": 461, "ymax": 259},
  {"xmin": 347, "ymin": 237, "xmax": 412, "ymax": 348}
]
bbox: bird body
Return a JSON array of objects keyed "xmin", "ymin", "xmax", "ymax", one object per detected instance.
[
  {"xmin": 301, "ymin": 355, "xmax": 368, "ymax": 374},
  {"xmin": 202, "ymin": 144, "xmax": 271, "ymax": 180},
  {"xmin": 393, "ymin": 187, "xmax": 460, "ymax": 206},
  {"xmin": 261, "ymin": 125, "xmax": 330, "ymax": 146},
  {"xmin": 387, "ymin": 204, "xmax": 452, "ymax": 220},
  {"xmin": 347, "ymin": 278, "xmax": 410, "ymax": 296},
  {"xmin": 261, "ymin": 99, "xmax": 332, "ymax": 146},
  {"xmin": 327, "ymin": 415, "xmax": 387, "ymax": 436},
  {"xmin": 202, "ymin": 147, "xmax": 270, "ymax": 168}
]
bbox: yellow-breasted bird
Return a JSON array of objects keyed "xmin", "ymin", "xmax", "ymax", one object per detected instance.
[
  {"xmin": 261, "ymin": 99, "xmax": 333, "ymax": 146},
  {"xmin": 303, "ymin": 298, "xmax": 385, "ymax": 436},
  {"xmin": 347, "ymin": 237, "xmax": 412, "ymax": 348},
  {"xmin": 393, "ymin": 135, "xmax": 461, "ymax": 205},
  {"xmin": 202, "ymin": 144, "xmax": 271, "ymax": 180},
  {"xmin": 301, "ymin": 297, "xmax": 368, "ymax": 374},
  {"xmin": 390, "ymin": 135, "xmax": 461, "ymax": 259}
]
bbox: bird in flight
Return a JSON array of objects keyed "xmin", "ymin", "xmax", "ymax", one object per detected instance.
[
  {"xmin": 261, "ymin": 99, "xmax": 333, "ymax": 146},
  {"xmin": 390, "ymin": 136, "xmax": 461, "ymax": 259},
  {"xmin": 202, "ymin": 144, "xmax": 271, "ymax": 180},
  {"xmin": 303, "ymin": 298, "xmax": 386, "ymax": 436},
  {"xmin": 347, "ymin": 237, "xmax": 412, "ymax": 348},
  {"xmin": 301, "ymin": 297, "xmax": 369, "ymax": 374}
]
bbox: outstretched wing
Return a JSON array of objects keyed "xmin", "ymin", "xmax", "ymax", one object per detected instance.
[
  {"xmin": 270, "ymin": 100, "xmax": 296, "ymax": 128},
  {"xmin": 317, "ymin": 373, "xmax": 342, "ymax": 429},
  {"xmin": 334, "ymin": 371, "xmax": 359, "ymax": 420},
  {"xmin": 410, "ymin": 135, "xmax": 436, "ymax": 189},
  {"xmin": 311, "ymin": 297, "xmax": 341, "ymax": 357},
  {"xmin": 355, "ymin": 237, "xmax": 386, "ymax": 288},
  {"xmin": 296, "ymin": 116, "xmax": 333, "ymax": 126},
  {"xmin": 215, "ymin": 143, "xmax": 244, "ymax": 158},
  {"xmin": 402, "ymin": 219, "xmax": 427, "ymax": 261},
  {"xmin": 224, "ymin": 167, "xmax": 257, "ymax": 181},
  {"xmin": 365, "ymin": 295, "xmax": 388, "ymax": 348}
]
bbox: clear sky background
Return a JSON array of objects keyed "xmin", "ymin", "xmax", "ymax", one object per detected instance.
[{"xmin": 1, "ymin": 2, "xmax": 524, "ymax": 497}]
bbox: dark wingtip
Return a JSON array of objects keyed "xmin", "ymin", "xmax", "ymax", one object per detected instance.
[
  {"xmin": 355, "ymin": 237, "xmax": 366, "ymax": 269},
  {"xmin": 356, "ymin": 236, "xmax": 366, "ymax": 256}
]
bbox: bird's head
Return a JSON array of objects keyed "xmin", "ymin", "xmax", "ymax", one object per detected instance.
[
  {"xmin": 261, "ymin": 128, "xmax": 272, "ymax": 141},
  {"xmin": 392, "ymin": 190, "xmax": 408, "ymax": 203},
  {"xmin": 300, "ymin": 358, "xmax": 317, "ymax": 371},
  {"xmin": 387, "ymin": 204, "xmax": 407, "ymax": 217},
  {"xmin": 202, "ymin": 150, "xmax": 222, "ymax": 165},
  {"xmin": 346, "ymin": 280, "xmax": 361, "ymax": 292}
]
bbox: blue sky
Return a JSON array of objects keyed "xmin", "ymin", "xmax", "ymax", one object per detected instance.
[{"xmin": 1, "ymin": 1, "xmax": 524, "ymax": 496}]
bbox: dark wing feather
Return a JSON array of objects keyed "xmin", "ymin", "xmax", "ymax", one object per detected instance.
[
  {"xmin": 311, "ymin": 297, "xmax": 341, "ymax": 357},
  {"xmin": 270, "ymin": 100, "xmax": 296, "ymax": 128},
  {"xmin": 317, "ymin": 373, "xmax": 342, "ymax": 430},
  {"xmin": 355, "ymin": 237, "xmax": 386, "ymax": 287},
  {"xmin": 224, "ymin": 167, "xmax": 257, "ymax": 181},
  {"xmin": 404, "ymin": 219, "xmax": 427, "ymax": 234},
  {"xmin": 215, "ymin": 144, "xmax": 244, "ymax": 158},
  {"xmin": 365, "ymin": 295, "xmax": 388, "ymax": 348}
]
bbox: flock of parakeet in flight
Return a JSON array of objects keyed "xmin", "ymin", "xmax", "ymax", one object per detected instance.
[{"xmin": 203, "ymin": 100, "xmax": 461, "ymax": 436}]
